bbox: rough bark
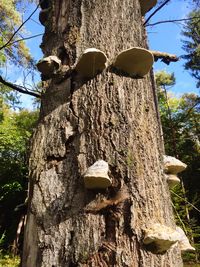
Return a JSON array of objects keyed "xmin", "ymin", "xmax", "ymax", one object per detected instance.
[{"xmin": 22, "ymin": 0, "xmax": 183, "ymax": 266}]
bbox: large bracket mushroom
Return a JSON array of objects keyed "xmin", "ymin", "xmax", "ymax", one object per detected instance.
[
  {"xmin": 164, "ymin": 156, "xmax": 187, "ymax": 174},
  {"xmin": 74, "ymin": 48, "xmax": 108, "ymax": 78},
  {"xmin": 143, "ymin": 223, "xmax": 180, "ymax": 254},
  {"xmin": 112, "ymin": 47, "xmax": 154, "ymax": 78}
]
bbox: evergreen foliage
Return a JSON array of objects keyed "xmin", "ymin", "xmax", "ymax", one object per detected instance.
[{"xmin": 182, "ymin": 9, "xmax": 200, "ymax": 87}]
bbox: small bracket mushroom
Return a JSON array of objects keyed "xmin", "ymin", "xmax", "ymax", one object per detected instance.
[
  {"xmin": 163, "ymin": 155, "xmax": 187, "ymax": 174},
  {"xmin": 143, "ymin": 223, "xmax": 180, "ymax": 254},
  {"xmin": 36, "ymin": 56, "xmax": 61, "ymax": 77},
  {"xmin": 139, "ymin": 0, "xmax": 157, "ymax": 16},
  {"xmin": 84, "ymin": 160, "xmax": 112, "ymax": 189},
  {"xmin": 166, "ymin": 174, "xmax": 180, "ymax": 188},
  {"xmin": 39, "ymin": 8, "xmax": 50, "ymax": 26},
  {"xmin": 39, "ymin": 0, "xmax": 49, "ymax": 9},
  {"xmin": 74, "ymin": 48, "xmax": 108, "ymax": 78},
  {"xmin": 112, "ymin": 47, "xmax": 154, "ymax": 78},
  {"xmin": 176, "ymin": 227, "xmax": 196, "ymax": 252}
]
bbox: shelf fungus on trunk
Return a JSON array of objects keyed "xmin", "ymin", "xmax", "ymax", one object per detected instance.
[
  {"xmin": 36, "ymin": 56, "xmax": 61, "ymax": 77},
  {"xmin": 83, "ymin": 160, "xmax": 112, "ymax": 189},
  {"xmin": 176, "ymin": 227, "xmax": 196, "ymax": 253},
  {"xmin": 143, "ymin": 223, "xmax": 180, "ymax": 254},
  {"xmin": 39, "ymin": 8, "xmax": 50, "ymax": 26},
  {"xmin": 112, "ymin": 47, "xmax": 154, "ymax": 78},
  {"xmin": 163, "ymin": 155, "xmax": 187, "ymax": 174},
  {"xmin": 74, "ymin": 48, "xmax": 108, "ymax": 78},
  {"xmin": 39, "ymin": 0, "xmax": 49, "ymax": 9},
  {"xmin": 166, "ymin": 174, "xmax": 180, "ymax": 188},
  {"xmin": 139, "ymin": 0, "xmax": 157, "ymax": 16}
]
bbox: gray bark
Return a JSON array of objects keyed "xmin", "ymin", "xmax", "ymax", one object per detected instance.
[{"xmin": 22, "ymin": 0, "xmax": 183, "ymax": 266}]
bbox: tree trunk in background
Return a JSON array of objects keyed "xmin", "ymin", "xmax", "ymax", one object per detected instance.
[{"xmin": 22, "ymin": 0, "xmax": 183, "ymax": 266}]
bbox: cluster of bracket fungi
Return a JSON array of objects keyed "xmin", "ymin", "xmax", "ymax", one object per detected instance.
[
  {"xmin": 37, "ymin": 0, "xmax": 195, "ymax": 257},
  {"xmin": 143, "ymin": 156, "xmax": 195, "ymax": 254},
  {"xmin": 164, "ymin": 155, "xmax": 187, "ymax": 188},
  {"xmin": 37, "ymin": 47, "xmax": 154, "ymax": 80}
]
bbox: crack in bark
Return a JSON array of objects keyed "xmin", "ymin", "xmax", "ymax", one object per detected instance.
[{"xmin": 85, "ymin": 190, "xmax": 129, "ymax": 214}]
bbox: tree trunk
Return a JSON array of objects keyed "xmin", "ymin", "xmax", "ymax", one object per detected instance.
[{"xmin": 22, "ymin": 0, "xmax": 183, "ymax": 266}]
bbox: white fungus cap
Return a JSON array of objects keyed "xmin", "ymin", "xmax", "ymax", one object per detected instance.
[
  {"xmin": 112, "ymin": 47, "xmax": 154, "ymax": 77},
  {"xmin": 166, "ymin": 174, "xmax": 180, "ymax": 188},
  {"xmin": 143, "ymin": 223, "xmax": 180, "ymax": 253},
  {"xmin": 176, "ymin": 227, "xmax": 196, "ymax": 252},
  {"xmin": 163, "ymin": 155, "xmax": 187, "ymax": 174},
  {"xmin": 75, "ymin": 48, "xmax": 108, "ymax": 78},
  {"xmin": 36, "ymin": 56, "xmax": 61, "ymax": 75},
  {"xmin": 84, "ymin": 160, "xmax": 111, "ymax": 189}
]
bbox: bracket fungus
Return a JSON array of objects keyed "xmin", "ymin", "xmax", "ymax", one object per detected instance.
[
  {"xmin": 36, "ymin": 56, "xmax": 61, "ymax": 77},
  {"xmin": 112, "ymin": 47, "xmax": 154, "ymax": 77},
  {"xmin": 139, "ymin": 0, "xmax": 157, "ymax": 16},
  {"xmin": 75, "ymin": 48, "xmax": 108, "ymax": 78},
  {"xmin": 176, "ymin": 227, "xmax": 195, "ymax": 252},
  {"xmin": 166, "ymin": 174, "xmax": 180, "ymax": 188},
  {"xmin": 84, "ymin": 160, "xmax": 112, "ymax": 189},
  {"xmin": 143, "ymin": 223, "xmax": 180, "ymax": 254},
  {"xmin": 39, "ymin": 8, "xmax": 50, "ymax": 26},
  {"xmin": 39, "ymin": 0, "xmax": 49, "ymax": 9},
  {"xmin": 164, "ymin": 155, "xmax": 187, "ymax": 174}
]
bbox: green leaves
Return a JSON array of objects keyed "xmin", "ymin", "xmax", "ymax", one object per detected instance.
[
  {"xmin": 156, "ymin": 70, "xmax": 175, "ymax": 87},
  {"xmin": 156, "ymin": 71, "xmax": 200, "ymax": 263},
  {"xmin": 0, "ymin": 103, "xmax": 38, "ymax": 251},
  {"xmin": 0, "ymin": 0, "xmax": 32, "ymax": 65}
]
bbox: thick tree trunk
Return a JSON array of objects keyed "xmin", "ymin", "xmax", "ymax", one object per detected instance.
[{"xmin": 22, "ymin": 0, "xmax": 183, "ymax": 266}]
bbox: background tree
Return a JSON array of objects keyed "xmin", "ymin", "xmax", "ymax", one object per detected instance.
[
  {"xmin": 0, "ymin": 90, "xmax": 38, "ymax": 254},
  {"xmin": 156, "ymin": 70, "xmax": 200, "ymax": 264},
  {"xmin": 0, "ymin": 0, "xmax": 32, "ymax": 65},
  {"xmin": 0, "ymin": 0, "xmax": 42, "ymax": 99},
  {"xmin": 182, "ymin": 9, "xmax": 200, "ymax": 87}
]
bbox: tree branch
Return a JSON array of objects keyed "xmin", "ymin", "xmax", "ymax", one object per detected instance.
[
  {"xmin": 175, "ymin": 98, "xmax": 200, "ymax": 127},
  {"xmin": 7, "ymin": 34, "xmax": 43, "ymax": 47},
  {"xmin": 144, "ymin": 0, "xmax": 171, "ymax": 26},
  {"xmin": 151, "ymin": 50, "xmax": 179, "ymax": 65},
  {"xmin": 146, "ymin": 16, "xmax": 200, "ymax": 27},
  {"xmin": 0, "ymin": 76, "xmax": 41, "ymax": 98},
  {"xmin": 0, "ymin": 4, "xmax": 40, "ymax": 51}
]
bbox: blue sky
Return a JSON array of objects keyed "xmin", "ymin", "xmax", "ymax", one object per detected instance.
[
  {"xmin": 148, "ymin": 0, "xmax": 199, "ymax": 96},
  {"xmin": 8, "ymin": 0, "xmax": 199, "ymax": 108}
]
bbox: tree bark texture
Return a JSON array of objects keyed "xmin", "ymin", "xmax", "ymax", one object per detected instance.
[{"xmin": 22, "ymin": 0, "xmax": 183, "ymax": 266}]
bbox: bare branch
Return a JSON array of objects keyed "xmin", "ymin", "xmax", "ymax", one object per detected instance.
[
  {"xmin": 146, "ymin": 16, "xmax": 200, "ymax": 27},
  {"xmin": 0, "ymin": 4, "xmax": 40, "ymax": 51},
  {"xmin": 7, "ymin": 34, "xmax": 43, "ymax": 47},
  {"xmin": 0, "ymin": 76, "xmax": 41, "ymax": 98},
  {"xmin": 151, "ymin": 50, "xmax": 179, "ymax": 65},
  {"xmin": 144, "ymin": 0, "xmax": 171, "ymax": 26}
]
